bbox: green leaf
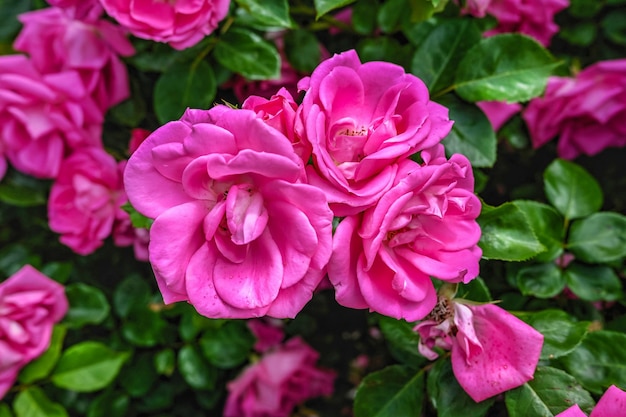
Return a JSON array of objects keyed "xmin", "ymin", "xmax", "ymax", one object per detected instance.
[
  {"xmin": 51, "ymin": 341, "xmax": 130, "ymax": 392},
  {"xmin": 120, "ymin": 202, "xmax": 154, "ymax": 230},
  {"xmin": 559, "ymin": 22, "xmax": 597, "ymax": 46},
  {"xmin": 19, "ymin": 325, "xmax": 67, "ymax": 384},
  {"xmin": 569, "ymin": 0, "xmax": 603, "ymax": 17},
  {"xmin": 63, "ymin": 283, "xmax": 110, "ymax": 328},
  {"xmin": 568, "ymin": 212, "xmax": 626, "ymax": 263},
  {"xmin": 154, "ymin": 348, "xmax": 176, "ymax": 376},
  {"xmin": 283, "ymin": 29, "xmax": 321, "ymax": 73},
  {"xmin": 235, "ymin": 0, "xmax": 292, "ymax": 28},
  {"xmin": 13, "ymin": 387, "xmax": 68, "ymax": 417},
  {"xmin": 516, "ymin": 310, "xmax": 589, "ymax": 360},
  {"xmin": 565, "ymin": 263, "xmax": 623, "ymax": 302},
  {"xmin": 352, "ymin": 0, "xmax": 379, "ymax": 35},
  {"xmin": 113, "ymin": 274, "xmax": 152, "ymax": 319},
  {"xmin": 39, "ymin": 262, "xmax": 73, "ymax": 284},
  {"xmin": 0, "ymin": 183, "xmax": 46, "ymax": 207},
  {"xmin": 543, "ymin": 159, "xmax": 603, "ymax": 220},
  {"xmin": 478, "ymin": 202, "xmax": 546, "ymax": 261},
  {"xmin": 86, "ymin": 391, "xmax": 129, "ymax": 417},
  {"xmin": 354, "ymin": 365, "xmax": 424, "ymax": 417},
  {"xmin": 314, "ymin": 0, "xmax": 356, "ymax": 18},
  {"xmin": 378, "ymin": 315, "xmax": 428, "ymax": 369},
  {"xmin": 455, "ymin": 34, "xmax": 558, "ymax": 103},
  {"xmin": 356, "ymin": 37, "xmax": 407, "ymax": 68},
  {"xmin": 153, "ymin": 59, "xmax": 216, "ymax": 124},
  {"xmin": 121, "ymin": 306, "xmax": 169, "ymax": 347},
  {"xmin": 514, "ymin": 201, "xmax": 565, "ymax": 262},
  {"xmin": 516, "ymin": 262, "xmax": 565, "ymax": 298},
  {"xmin": 437, "ymin": 94, "xmax": 497, "ymax": 168},
  {"xmin": 427, "ymin": 359, "xmax": 494, "ymax": 417},
  {"xmin": 200, "ymin": 321, "xmax": 254, "ymax": 369},
  {"xmin": 178, "ymin": 345, "xmax": 218, "ymax": 390},
  {"xmin": 214, "ymin": 27, "xmax": 281, "ymax": 80},
  {"xmin": 0, "ymin": 0, "xmax": 32, "ymax": 41},
  {"xmin": 505, "ymin": 366, "xmax": 595, "ymax": 417},
  {"xmin": 602, "ymin": 11, "xmax": 626, "ymax": 45},
  {"xmin": 411, "ymin": 18, "xmax": 482, "ymax": 95},
  {"xmin": 378, "ymin": 0, "xmax": 409, "ymax": 33},
  {"xmin": 457, "ymin": 277, "xmax": 492, "ymax": 303},
  {"xmin": 0, "ymin": 404, "xmax": 12, "ymax": 417},
  {"xmin": 562, "ymin": 330, "xmax": 626, "ymax": 394},
  {"xmin": 119, "ymin": 352, "xmax": 158, "ymax": 397}
]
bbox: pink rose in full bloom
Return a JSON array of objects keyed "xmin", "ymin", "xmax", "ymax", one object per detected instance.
[
  {"xmin": 296, "ymin": 49, "xmax": 453, "ymax": 216},
  {"xmin": 14, "ymin": 6, "xmax": 134, "ymax": 113},
  {"xmin": 48, "ymin": 147, "xmax": 127, "ymax": 255},
  {"xmin": 224, "ymin": 337, "xmax": 336, "ymax": 417},
  {"xmin": 0, "ymin": 55, "xmax": 102, "ymax": 178},
  {"xmin": 556, "ymin": 385, "xmax": 626, "ymax": 417},
  {"xmin": 523, "ymin": 59, "xmax": 626, "ymax": 159},
  {"xmin": 99, "ymin": 0, "xmax": 230, "ymax": 50},
  {"xmin": 415, "ymin": 295, "xmax": 544, "ymax": 402},
  {"xmin": 123, "ymin": 107, "xmax": 334, "ymax": 319},
  {"xmin": 0, "ymin": 265, "xmax": 68, "ymax": 399},
  {"xmin": 328, "ymin": 145, "xmax": 482, "ymax": 321},
  {"xmin": 476, "ymin": 101, "xmax": 523, "ymax": 131}
]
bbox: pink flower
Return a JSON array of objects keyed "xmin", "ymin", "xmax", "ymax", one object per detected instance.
[
  {"xmin": 0, "ymin": 55, "xmax": 102, "ymax": 178},
  {"xmin": 523, "ymin": 59, "xmax": 626, "ymax": 159},
  {"xmin": 247, "ymin": 318, "xmax": 285, "ymax": 353},
  {"xmin": 476, "ymin": 101, "xmax": 522, "ymax": 131},
  {"xmin": 123, "ymin": 107, "xmax": 334, "ymax": 319},
  {"xmin": 14, "ymin": 6, "xmax": 134, "ymax": 113},
  {"xmin": 45, "ymin": 0, "xmax": 104, "ymax": 21},
  {"xmin": 48, "ymin": 147, "xmax": 127, "ymax": 255},
  {"xmin": 224, "ymin": 337, "xmax": 335, "ymax": 417},
  {"xmin": 459, "ymin": 0, "xmax": 491, "ymax": 17},
  {"xmin": 296, "ymin": 49, "xmax": 453, "ymax": 216},
  {"xmin": 99, "ymin": 0, "xmax": 230, "ymax": 50},
  {"xmin": 0, "ymin": 265, "xmax": 68, "ymax": 399},
  {"xmin": 556, "ymin": 385, "xmax": 626, "ymax": 417},
  {"xmin": 328, "ymin": 145, "xmax": 482, "ymax": 321},
  {"xmin": 129, "ymin": 128, "xmax": 151, "ymax": 155},
  {"xmin": 415, "ymin": 296, "xmax": 544, "ymax": 402}
]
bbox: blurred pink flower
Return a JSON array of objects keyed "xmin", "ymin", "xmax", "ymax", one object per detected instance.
[
  {"xmin": 45, "ymin": 0, "xmax": 103, "ymax": 20},
  {"xmin": 523, "ymin": 59, "xmax": 626, "ymax": 159},
  {"xmin": 128, "ymin": 128, "xmax": 151, "ymax": 155},
  {"xmin": 476, "ymin": 101, "xmax": 522, "ymax": 131},
  {"xmin": 415, "ymin": 297, "xmax": 543, "ymax": 402},
  {"xmin": 0, "ymin": 265, "xmax": 68, "ymax": 399},
  {"xmin": 48, "ymin": 147, "xmax": 126, "ymax": 255},
  {"xmin": 247, "ymin": 318, "xmax": 285, "ymax": 353},
  {"xmin": 0, "ymin": 55, "xmax": 102, "ymax": 178},
  {"xmin": 459, "ymin": 0, "xmax": 491, "ymax": 17},
  {"xmin": 328, "ymin": 145, "xmax": 482, "ymax": 321},
  {"xmin": 296, "ymin": 49, "xmax": 453, "ymax": 216},
  {"xmin": 14, "ymin": 6, "xmax": 134, "ymax": 113},
  {"xmin": 100, "ymin": 0, "xmax": 230, "ymax": 50},
  {"xmin": 224, "ymin": 337, "xmax": 335, "ymax": 417},
  {"xmin": 556, "ymin": 385, "xmax": 626, "ymax": 417},
  {"xmin": 124, "ymin": 107, "xmax": 333, "ymax": 319}
]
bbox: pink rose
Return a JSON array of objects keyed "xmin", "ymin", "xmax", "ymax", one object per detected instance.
[
  {"xmin": 14, "ymin": 7, "xmax": 134, "ymax": 113},
  {"xmin": 458, "ymin": 0, "xmax": 491, "ymax": 17},
  {"xmin": 415, "ymin": 296, "xmax": 543, "ymax": 402},
  {"xmin": 0, "ymin": 265, "xmax": 68, "ymax": 399},
  {"xmin": 45, "ymin": 0, "xmax": 104, "ymax": 20},
  {"xmin": 523, "ymin": 59, "xmax": 626, "ymax": 159},
  {"xmin": 328, "ymin": 145, "xmax": 482, "ymax": 321},
  {"xmin": 123, "ymin": 107, "xmax": 334, "ymax": 319},
  {"xmin": 247, "ymin": 318, "xmax": 285, "ymax": 353},
  {"xmin": 128, "ymin": 128, "xmax": 151, "ymax": 155},
  {"xmin": 296, "ymin": 49, "xmax": 453, "ymax": 216},
  {"xmin": 48, "ymin": 147, "xmax": 127, "ymax": 255},
  {"xmin": 0, "ymin": 55, "xmax": 102, "ymax": 178},
  {"xmin": 476, "ymin": 101, "xmax": 522, "ymax": 131},
  {"xmin": 99, "ymin": 0, "xmax": 230, "ymax": 50},
  {"xmin": 556, "ymin": 385, "xmax": 626, "ymax": 417},
  {"xmin": 224, "ymin": 337, "xmax": 335, "ymax": 417}
]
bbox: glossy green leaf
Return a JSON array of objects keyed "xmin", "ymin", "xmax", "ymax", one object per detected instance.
[
  {"xmin": 378, "ymin": 315, "xmax": 428, "ymax": 369},
  {"xmin": 153, "ymin": 59, "xmax": 216, "ymax": 124},
  {"xmin": 352, "ymin": 0, "xmax": 379, "ymax": 35},
  {"xmin": 455, "ymin": 34, "xmax": 558, "ymax": 102},
  {"xmin": 478, "ymin": 202, "xmax": 546, "ymax": 261},
  {"xmin": 284, "ymin": 29, "xmax": 321, "ymax": 73},
  {"xmin": 19, "ymin": 325, "xmax": 67, "ymax": 384},
  {"xmin": 354, "ymin": 365, "xmax": 424, "ymax": 417},
  {"xmin": 516, "ymin": 310, "xmax": 589, "ymax": 360},
  {"xmin": 378, "ymin": 0, "xmax": 408, "ymax": 33},
  {"xmin": 568, "ymin": 212, "xmax": 626, "ymax": 263},
  {"xmin": 565, "ymin": 263, "xmax": 623, "ymax": 302},
  {"xmin": 514, "ymin": 201, "xmax": 565, "ymax": 262},
  {"xmin": 113, "ymin": 274, "xmax": 152, "ymax": 319},
  {"xmin": 456, "ymin": 277, "xmax": 491, "ymax": 303},
  {"xmin": 86, "ymin": 391, "xmax": 129, "ymax": 417},
  {"xmin": 437, "ymin": 94, "xmax": 497, "ymax": 168},
  {"xmin": 544, "ymin": 159, "xmax": 603, "ymax": 220},
  {"xmin": 200, "ymin": 321, "xmax": 255, "ymax": 369},
  {"xmin": 214, "ymin": 27, "xmax": 281, "ymax": 80},
  {"xmin": 63, "ymin": 283, "xmax": 110, "ymax": 328},
  {"xmin": 39, "ymin": 262, "xmax": 72, "ymax": 284},
  {"xmin": 154, "ymin": 348, "xmax": 176, "ymax": 376},
  {"xmin": 119, "ymin": 352, "xmax": 158, "ymax": 397},
  {"xmin": 0, "ymin": 183, "xmax": 46, "ymax": 207},
  {"xmin": 121, "ymin": 306, "xmax": 169, "ymax": 347},
  {"xmin": 516, "ymin": 262, "xmax": 565, "ymax": 298},
  {"xmin": 235, "ymin": 0, "xmax": 292, "ymax": 28},
  {"xmin": 505, "ymin": 366, "xmax": 595, "ymax": 417},
  {"xmin": 314, "ymin": 0, "xmax": 356, "ymax": 18},
  {"xmin": 51, "ymin": 341, "xmax": 130, "ymax": 392},
  {"xmin": 120, "ymin": 202, "xmax": 153, "ymax": 230},
  {"xmin": 13, "ymin": 387, "xmax": 68, "ymax": 417},
  {"xmin": 562, "ymin": 330, "xmax": 626, "ymax": 394},
  {"xmin": 602, "ymin": 11, "xmax": 626, "ymax": 45},
  {"xmin": 356, "ymin": 37, "xmax": 407, "ymax": 67},
  {"xmin": 178, "ymin": 345, "xmax": 218, "ymax": 390},
  {"xmin": 569, "ymin": 0, "xmax": 603, "ymax": 17},
  {"xmin": 427, "ymin": 359, "xmax": 494, "ymax": 417},
  {"xmin": 559, "ymin": 22, "xmax": 597, "ymax": 46},
  {"xmin": 411, "ymin": 19, "xmax": 481, "ymax": 95}
]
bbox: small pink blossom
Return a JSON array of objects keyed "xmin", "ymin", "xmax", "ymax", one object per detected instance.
[
  {"xmin": 556, "ymin": 385, "xmax": 626, "ymax": 417},
  {"xmin": 123, "ymin": 107, "xmax": 333, "ymax": 319},
  {"xmin": 459, "ymin": 0, "xmax": 491, "ymax": 17},
  {"xmin": 48, "ymin": 147, "xmax": 127, "ymax": 255},
  {"xmin": 328, "ymin": 145, "xmax": 482, "ymax": 321},
  {"xmin": 100, "ymin": 0, "xmax": 230, "ymax": 50},
  {"xmin": 415, "ymin": 296, "xmax": 543, "ymax": 402},
  {"xmin": 296, "ymin": 49, "xmax": 453, "ymax": 216},
  {"xmin": 247, "ymin": 318, "xmax": 285, "ymax": 353},
  {"xmin": 523, "ymin": 59, "xmax": 626, "ymax": 159},
  {"xmin": 0, "ymin": 265, "xmax": 68, "ymax": 399},
  {"xmin": 224, "ymin": 337, "xmax": 335, "ymax": 417},
  {"xmin": 476, "ymin": 101, "xmax": 522, "ymax": 131}
]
